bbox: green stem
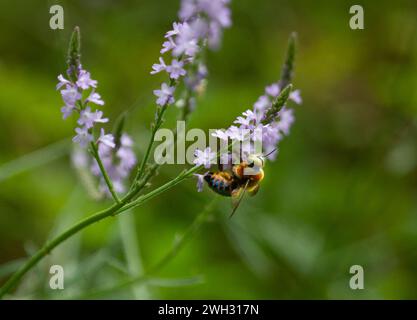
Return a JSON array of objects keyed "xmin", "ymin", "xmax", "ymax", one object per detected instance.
[
  {"xmin": 118, "ymin": 212, "xmax": 150, "ymax": 299},
  {"xmin": 0, "ymin": 123, "xmax": 231, "ymax": 299},
  {"xmin": 90, "ymin": 142, "xmax": 121, "ymax": 204},
  {"xmin": 0, "ymin": 163, "xmax": 203, "ymax": 299},
  {"xmin": 0, "ymin": 201, "xmax": 123, "ymax": 299},
  {"xmin": 117, "ymin": 166, "xmax": 202, "ymax": 214},
  {"xmin": 136, "ymin": 106, "xmax": 168, "ymax": 180},
  {"xmin": 76, "ymin": 198, "xmax": 217, "ymax": 299},
  {"xmin": 132, "ymin": 91, "xmax": 194, "ymax": 195},
  {"xmin": 150, "ymin": 197, "xmax": 217, "ymax": 273},
  {"xmin": 132, "ymin": 79, "xmax": 177, "ymax": 188}
]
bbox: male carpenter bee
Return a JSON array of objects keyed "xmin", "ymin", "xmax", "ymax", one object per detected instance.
[{"xmin": 204, "ymin": 153, "xmax": 269, "ymax": 217}]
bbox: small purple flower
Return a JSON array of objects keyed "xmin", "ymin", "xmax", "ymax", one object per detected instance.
[
  {"xmin": 61, "ymin": 86, "xmax": 81, "ymax": 107},
  {"xmin": 86, "ymin": 91, "xmax": 105, "ymax": 106},
  {"xmin": 189, "ymin": 19, "xmax": 210, "ymax": 39},
  {"xmin": 208, "ymin": 22, "xmax": 222, "ymax": 49},
  {"xmin": 234, "ymin": 109, "xmax": 258, "ymax": 127},
  {"xmin": 254, "ymin": 95, "xmax": 271, "ymax": 111},
  {"xmin": 251, "ymin": 124, "xmax": 265, "ymax": 142},
  {"xmin": 198, "ymin": 63, "xmax": 208, "ymax": 78},
  {"xmin": 179, "ymin": 1, "xmax": 197, "ymax": 21},
  {"xmin": 211, "ymin": 129, "xmax": 229, "ymax": 141},
  {"xmin": 120, "ymin": 134, "xmax": 134, "ymax": 147},
  {"xmin": 111, "ymin": 180, "xmax": 125, "ymax": 194},
  {"xmin": 151, "ymin": 57, "xmax": 167, "ymax": 75},
  {"xmin": 194, "ymin": 173, "xmax": 206, "ymax": 192},
  {"xmin": 290, "ymin": 89, "xmax": 302, "ymax": 105},
  {"xmin": 276, "ymin": 108, "xmax": 295, "ymax": 135},
  {"xmin": 161, "ymin": 39, "xmax": 176, "ymax": 54},
  {"xmin": 78, "ymin": 107, "xmax": 109, "ymax": 129},
  {"xmin": 226, "ymin": 126, "xmax": 248, "ymax": 141},
  {"xmin": 76, "ymin": 69, "xmax": 97, "ymax": 90},
  {"xmin": 71, "ymin": 148, "xmax": 89, "ymax": 169},
  {"xmin": 193, "ymin": 147, "xmax": 216, "ymax": 168},
  {"xmin": 165, "ymin": 22, "xmax": 184, "ymax": 38},
  {"xmin": 265, "ymin": 84, "xmax": 280, "ymax": 97},
  {"xmin": 153, "ymin": 82, "xmax": 175, "ymax": 106},
  {"xmin": 166, "ymin": 59, "xmax": 187, "ymax": 79},
  {"xmin": 198, "ymin": 0, "xmax": 232, "ymax": 28},
  {"xmin": 73, "ymin": 127, "xmax": 94, "ymax": 148},
  {"xmin": 61, "ymin": 105, "xmax": 75, "ymax": 120},
  {"xmin": 90, "ymin": 132, "xmax": 137, "ymax": 196},
  {"xmin": 262, "ymin": 123, "xmax": 283, "ymax": 146},
  {"xmin": 117, "ymin": 147, "xmax": 137, "ymax": 171},
  {"xmin": 56, "ymin": 74, "xmax": 71, "ymax": 90},
  {"xmin": 117, "ymin": 134, "xmax": 137, "ymax": 170},
  {"xmin": 173, "ymin": 37, "xmax": 199, "ymax": 57},
  {"xmin": 178, "ymin": 0, "xmax": 231, "ymax": 50},
  {"xmin": 98, "ymin": 129, "xmax": 116, "ymax": 148},
  {"xmin": 170, "ymin": 23, "xmax": 199, "ymax": 57}
]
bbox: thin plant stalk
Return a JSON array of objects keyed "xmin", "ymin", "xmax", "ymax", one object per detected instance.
[
  {"xmin": 76, "ymin": 198, "xmax": 217, "ymax": 299},
  {"xmin": 118, "ymin": 212, "xmax": 150, "ymax": 299},
  {"xmin": 0, "ymin": 163, "xmax": 202, "ymax": 299},
  {"xmin": 90, "ymin": 142, "xmax": 121, "ymax": 203},
  {"xmin": 131, "ymin": 78, "xmax": 176, "ymax": 188}
]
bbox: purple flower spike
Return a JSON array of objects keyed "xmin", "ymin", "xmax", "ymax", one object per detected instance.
[{"xmin": 57, "ymin": 63, "xmax": 109, "ymax": 148}]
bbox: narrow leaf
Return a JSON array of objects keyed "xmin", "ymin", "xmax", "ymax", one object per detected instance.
[{"xmin": 0, "ymin": 139, "xmax": 70, "ymax": 182}]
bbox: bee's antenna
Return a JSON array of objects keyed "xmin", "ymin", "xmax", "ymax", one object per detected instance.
[{"xmin": 263, "ymin": 148, "xmax": 278, "ymax": 158}]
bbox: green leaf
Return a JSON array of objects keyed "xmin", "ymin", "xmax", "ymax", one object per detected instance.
[{"xmin": 0, "ymin": 139, "xmax": 70, "ymax": 182}]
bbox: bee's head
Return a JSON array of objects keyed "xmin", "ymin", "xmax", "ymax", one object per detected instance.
[{"xmin": 247, "ymin": 154, "xmax": 265, "ymax": 170}]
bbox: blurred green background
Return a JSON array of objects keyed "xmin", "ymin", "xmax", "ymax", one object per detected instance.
[{"xmin": 1, "ymin": 0, "xmax": 417, "ymax": 299}]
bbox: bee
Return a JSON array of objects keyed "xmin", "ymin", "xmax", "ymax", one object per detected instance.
[{"xmin": 204, "ymin": 153, "xmax": 267, "ymax": 217}]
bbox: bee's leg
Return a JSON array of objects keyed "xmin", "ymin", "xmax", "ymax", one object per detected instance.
[{"xmin": 248, "ymin": 184, "xmax": 260, "ymax": 196}]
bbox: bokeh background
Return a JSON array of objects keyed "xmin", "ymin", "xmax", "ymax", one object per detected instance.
[{"xmin": 1, "ymin": 0, "xmax": 417, "ymax": 299}]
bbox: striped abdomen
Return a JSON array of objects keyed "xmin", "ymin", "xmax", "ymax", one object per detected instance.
[{"xmin": 204, "ymin": 171, "xmax": 237, "ymax": 197}]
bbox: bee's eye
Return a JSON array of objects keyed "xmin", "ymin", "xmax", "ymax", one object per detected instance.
[{"xmin": 248, "ymin": 162, "xmax": 254, "ymax": 168}]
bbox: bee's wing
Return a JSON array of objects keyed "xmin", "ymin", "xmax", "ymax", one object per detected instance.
[{"xmin": 230, "ymin": 180, "xmax": 250, "ymax": 218}]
